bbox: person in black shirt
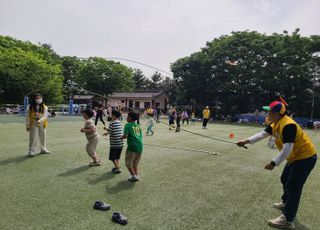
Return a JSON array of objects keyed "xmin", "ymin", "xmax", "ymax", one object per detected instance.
[
  {"xmin": 94, "ymin": 102, "xmax": 106, "ymax": 127},
  {"xmin": 175, "ymin": 112, "xmax": 182, "ymax": 132}
]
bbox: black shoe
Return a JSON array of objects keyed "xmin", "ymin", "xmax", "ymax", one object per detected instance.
[
  {"xmin": 112, "ymin": 212, "xmax": 128, "ymax": 225},
  {"xmin": 111, "ymin": 168, "xmax": 116, "ymax": 173},
  {"xmin": 93, "ymin": 201, "xmax": 111, "ymax": 211},
  {"xmin": 113, "ymin": 168, "xmax": 122, "ymax": 174}
]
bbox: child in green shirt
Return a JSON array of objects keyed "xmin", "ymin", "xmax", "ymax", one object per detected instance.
[{"xmin": 122, "ymin": 112, "xmax": 143, "ymax": 182}]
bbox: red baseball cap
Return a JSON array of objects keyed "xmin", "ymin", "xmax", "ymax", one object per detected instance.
[{"xmin": 262, "ymin": 101, "xmax": 286, "ymax": 115}]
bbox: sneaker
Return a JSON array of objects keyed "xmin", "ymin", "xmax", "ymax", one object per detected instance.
[
  {"xmin": 89, "ymin": 159, "xmax": 102, "ymax": 167},
  {"xmin": 40, "ymin": 150, "xmax": 50, "ymax": 154},
  {"xmin": 128, "ymin": 175, "xmax": 139, "ymax": 182},
  {"xmin": 28, "ymin": 151, "xmax": 35, "ymax": 157},
  {"xmin": 273, "ymin": 202, "xmax": 286, "ymax": 211},
  {"xmin": 93, "ymin": 201, "xmax": 111, "ymax": 211},
  {"xmin": 267, "ymin": 214, "xmax": 295, "ymax": 229},
  {"xmin": 112, "ymin": 212, "xmax": 128, "ymax": 225},
  {"xmin": 111, "ymin": 167, "xmax": 116, "ymax": 173}
]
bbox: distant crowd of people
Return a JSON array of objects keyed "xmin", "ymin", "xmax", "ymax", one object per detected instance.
[{"xmin": 166, "ymin": 105, "xmax": 211, "ymax": 132}]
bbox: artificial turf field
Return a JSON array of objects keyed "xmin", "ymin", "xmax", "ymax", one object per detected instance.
[{"xmin": 0, "ymin": 115, "xmax": 319, "ymax": 230}]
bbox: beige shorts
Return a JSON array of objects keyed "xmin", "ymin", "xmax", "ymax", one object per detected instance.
[
  {"xmin": 125, "ymin": 151, "xmax": 142, "ymax": 167},
  {"xmin": 86, "ymin": 135, "xmax": 99, "ymax": 157}
]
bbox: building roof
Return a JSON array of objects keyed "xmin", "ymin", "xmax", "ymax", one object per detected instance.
[{"xmin": 110, "ymin": 91, "xmax": 167, "ymax": 99}]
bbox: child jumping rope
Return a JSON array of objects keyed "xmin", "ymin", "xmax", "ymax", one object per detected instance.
[
  {"xmin": 81, "ymin": 109, "xmax": 102, "ymax": 166},
  {"xmin": 122, "ymin": 112, "xmax": 143, "ymax": 182},
  {"xmin": 103, "ymin": 110, "xmax": 123, "ymax": 173}
]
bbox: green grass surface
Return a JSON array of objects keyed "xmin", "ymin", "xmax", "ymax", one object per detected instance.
[{"xmin": 0, "ymin": 115, "xmax": 319, "ymax": 230}]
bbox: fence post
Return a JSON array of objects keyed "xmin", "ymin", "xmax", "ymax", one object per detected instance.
[
  {"xmin": 69, "ymin": 99, "xmax": 74, "ymax": 115},
  {"xmin": 23, "ymin": 96, "xmax": 29, "ymax": 116}
]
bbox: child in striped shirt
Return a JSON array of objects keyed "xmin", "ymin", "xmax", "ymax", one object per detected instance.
[{"xmin": 103, "ymin": 110, "xmax": 123, "ymax": 174}]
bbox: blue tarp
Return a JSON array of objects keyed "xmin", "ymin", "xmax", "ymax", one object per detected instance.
[
  {"xmin": 235, "ymin": 114, "xmax": 265, "ymax": 123},
  {"xmin": 234, "ymin": 114, "xmax": 320, "ymax": 127}
]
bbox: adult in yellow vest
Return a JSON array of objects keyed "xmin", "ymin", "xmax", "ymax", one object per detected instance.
[
  {"xmin": 237, "ymin": 101, "xmax": 317, "ymax": 230},
  {"xmin": 146, "ymin": 107, "xmax": 153, "ymax": 117},
  {"xmin": 26, "ymin": 94, "xmax": 50, "ymax": 156},
  {"xmin": 202, "ymin": 106, "xmax": 211, "ymax": 129}
]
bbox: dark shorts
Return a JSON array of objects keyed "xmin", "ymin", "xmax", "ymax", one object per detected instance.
[{"xmin": 109, "ymin": 148, "xmax": 123, "ymax": 161}]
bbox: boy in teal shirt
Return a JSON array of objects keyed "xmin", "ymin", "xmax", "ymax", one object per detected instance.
[{"xmin": 122, "ymin": 112, "xmax": 143, "ymax": 182}]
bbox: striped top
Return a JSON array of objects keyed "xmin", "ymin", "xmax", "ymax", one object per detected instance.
[{"xmin": 108, "ymin": 119, "xmax": 123, "ymax": 149}]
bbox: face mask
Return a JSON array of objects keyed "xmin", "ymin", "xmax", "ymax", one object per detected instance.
[{"xmin": 36, "ymin": 99, "xmax": 42, "ymax": 104}]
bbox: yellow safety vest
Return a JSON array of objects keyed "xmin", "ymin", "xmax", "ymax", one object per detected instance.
[
  {"xmin": 271, "ymin": 115, "xmax": 315, "ymax": 163},
  {"xmin": 28, "ymin": 105, "xmax": 48, "ymax": 128},
  {"xmin": 265, "ymin": 116, "xmax": 272, "ymax": 125},
  {"xmin": 203, "ymin": 109, "xmax": 210, "ymax": 119}
]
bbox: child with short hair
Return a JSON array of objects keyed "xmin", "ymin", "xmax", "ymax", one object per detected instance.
[
  {"xmin": 103, "ymin": 110, "xmax": 123, "ymax": 173},
  {"xmin": 81, "ymin": 109, "xmax": 102, "ymax": 166},
  {"xmin": 146, "ymin": 114, "xmax": 155, "ymax": 136},
  {"xmin": 168, "ymin": 111, "xmax": 176, "ymax": 130},
  {"xmin": 122, "ymin": 112, "xmax": 143, "ymax": 182},
  {"xmin": 191, "ymin": 112, "xmax": 196, "ymax": 125}
]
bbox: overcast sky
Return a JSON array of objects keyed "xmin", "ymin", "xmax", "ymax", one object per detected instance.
[{"xmin": 0, "ymin": 0, "xmax": 319, "ymax": 76}]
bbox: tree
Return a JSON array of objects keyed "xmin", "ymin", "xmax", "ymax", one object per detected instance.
[
  {"xmin": 160, "ymin": 76, "xmax": 176, "ymax": 103},
  {"xmin": 149, "ymin": 72, "xmax": 163, "ymax": 90},
  {"xmin": 0, "ymin": 35, "xmax": 64, "ymax": 103},
  {"xmin": 0, "ymin": 47, "xmax": 63, "ymax": 103},
  {"xmin": 171, "ymin": 29, "xmax": 320, "ymax": 117},
  {"xmin": 0, "ymin": 35, "xmax": 139, "ymax": 104},
  {"xmin": 0, "ymin": 35, "xmax": 61, "ymax": 65},
  {"xmin": 132, "ymin": 68, "xmax": 150, "ymax": 89},
  {"xmin": 61, "ymin": 56, "xmax": 83, "ymax": 100},
  {"xmin": 76, "ymin": 57, "xmax": 133, "ymax": 96}
]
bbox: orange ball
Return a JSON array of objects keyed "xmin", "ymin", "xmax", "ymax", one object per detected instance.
[{"xmin": 229, "ymin": 133, "xmax": 235, "ymax": 139}]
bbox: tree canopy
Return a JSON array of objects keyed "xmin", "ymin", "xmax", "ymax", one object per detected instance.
[
  {"xmin": 0, "ymin": 36, "xmax": 63, "ymax": 103},
  {"xmin": 0, "ymin": 35, "xmax": 134, "ymax": 103},
  {"xmin": 76, "ymin": 57, "xmax": 133, "ymax": 96},
  {"xmin": 171, "ymin": 29, "xmax": 320, "ymax": 117},
  {"xmin": 2, "ymin": 30, "xmax": 320, "ymax": 118}
]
